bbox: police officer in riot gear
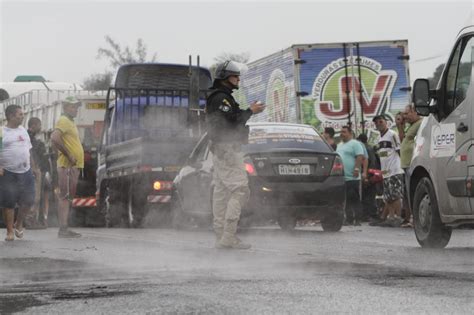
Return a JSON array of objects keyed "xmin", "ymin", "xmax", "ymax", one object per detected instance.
[{"xmin": 207, "ymin": 60, "xmax": 265, "ymax": 249}]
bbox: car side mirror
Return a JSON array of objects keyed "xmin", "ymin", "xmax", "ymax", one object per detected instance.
[{"xmin": 412, "ymin": 79, "xmax": 432, "ymax": 116}]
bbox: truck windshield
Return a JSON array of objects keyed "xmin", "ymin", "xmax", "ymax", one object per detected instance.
[{"xmin": 110, "ymin": 90, "xmax": 207, "ymax": 143}]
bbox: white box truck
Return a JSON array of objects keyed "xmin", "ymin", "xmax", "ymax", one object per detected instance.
[{"xmin": 236, "ymin": 40, "xmax": 411, "ymax": 140}]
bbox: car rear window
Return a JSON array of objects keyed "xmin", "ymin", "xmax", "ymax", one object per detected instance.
[{"xmin": 245, "ymin": 125, "xmax": 331, "ymax": 153}]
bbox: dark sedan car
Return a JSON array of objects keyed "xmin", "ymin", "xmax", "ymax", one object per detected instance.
[{"xmin": 172, "ymin": 122, "xmax": 345, "ymax": 231}]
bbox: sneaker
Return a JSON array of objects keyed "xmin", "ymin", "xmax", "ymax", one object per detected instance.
[
  {"xmin": 217, "ymin": 237, "xmax": 251, "ymax": 250},
  {"xmin": 390, "ymin": 216, "xmax": 403, "ymax": 228},
  {"xmin": 379, "ymin": 217, "xmax": 395, "ymax": 227},
  {"xmin": 58, "ymin": 229, "xmax": 81, "ymax": 238},
  {"xmin": 368, "ymin": 217, "xmax": 383, "ymax": 226}
]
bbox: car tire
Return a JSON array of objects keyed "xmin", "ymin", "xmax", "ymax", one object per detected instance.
[
  {"xmin": 84, "ymin": 207, "xmax": 106, "ymax": 227},
  {"xmin": 277, "ymin": 215, "xmax": 297, "ymax": 231},
  {"xmin": 106, "ymin": 186, "xmax": 127, "ymax": 228},
  {"xmin": 413, "ymin": 177, "xmax": 452, "ymax": 248},
  {"xmin": 84, "ymin": 185, "xmax": 106, "ymax": 228},
  {"xmin": 321, "ymin": 212, "xmax": 344, "ymax": 232},
  {"xmin": 128, "ymin": 186, "xmax": 149, "ymax": 228},
  {"xmin": 69, "ymin": 207, "xmax": 85, "ymax": 227}
]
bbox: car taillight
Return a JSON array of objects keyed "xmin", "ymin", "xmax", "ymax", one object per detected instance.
[
  {"xmin": 153, "ymin": 181, "xmax": 173, "ymax": 191},
  {"xmin": 330, "ymin": 156, "xmax": 344, "ymax": 176},
  {"xmin": 245, "ymin": 162, "xmax": 256, "ymax": 176}
]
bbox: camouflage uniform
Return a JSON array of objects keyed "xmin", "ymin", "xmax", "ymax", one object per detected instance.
[
  {"xmin": 211, "ymin": 143, "xmax": 250, "ymax": 246},
  {"xmin": 207, "ymin": 83, "xmax": 253, "ymax": 249}
]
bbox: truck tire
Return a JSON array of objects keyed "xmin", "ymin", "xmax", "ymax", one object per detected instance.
[
  {"xmin": 277, "ymin": 214, "xmax": 297, "ymax": 231},
  {"xmin": 413, "ymin": 177, "xmax": 452, "ymax": 248},
  {"xmin": 106, "ymin": 186, "xmax": 128, "ymax": 228},
  {"xmin": 84, "ymin": 207, "xmax": 106, "ymax": 227},
  {"xmin": 88, "ymin": 187, "xmax": 107, "ymax": 228},
  {"xmin": 321, "ymin": 210, "xmax": 344, "ymax": 232},
  {"xmin": 69, "ymin": 207, "xmax": 85, "ymax": 227},
  {"xmin": 129, "ymin": 185, "xmax": 154, "ymax": 228}
]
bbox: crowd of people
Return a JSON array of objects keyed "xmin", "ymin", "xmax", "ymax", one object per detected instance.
[
  {"xmin": 0, "ymin": 96, "xmax": 84, "ymax": 241},
  {"xmin": 322, "ymin": 104, "xmax": 422, "ymax": 228},
  {"xmin": 0, "ymin": 69, "xmax": 421, "ymax": 244}
]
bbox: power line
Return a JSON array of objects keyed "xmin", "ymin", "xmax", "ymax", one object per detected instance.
[{"xmin": 412, "ymin": 53, "xmax": 448, "ymax": 63}]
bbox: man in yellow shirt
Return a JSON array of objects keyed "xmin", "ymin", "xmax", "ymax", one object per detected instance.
[{"xmin": 51, "ymin": 96, "xmax": 84, "ymax": 238}]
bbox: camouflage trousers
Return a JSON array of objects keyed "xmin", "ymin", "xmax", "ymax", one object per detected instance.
[{"xmin": 211, "ymin": 143, "xmax": 250, "ymax": 243}]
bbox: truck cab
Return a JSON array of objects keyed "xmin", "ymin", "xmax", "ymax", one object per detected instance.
[
  {"xmin": 410, "ymin": 25, "xmax": 474, "ymax": 248},
  {"xmin": 97, "ymin": 61, "xmax": 211, "ymax": 228}
]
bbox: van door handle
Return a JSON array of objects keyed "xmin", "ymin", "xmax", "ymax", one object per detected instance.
[{"xmin": 457, "ymin": 123, "xmax": 468, "ymax": 133}]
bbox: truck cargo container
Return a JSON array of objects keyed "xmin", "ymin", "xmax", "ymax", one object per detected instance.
[{"xmin": 236, "ymin": 40, "xmax": 411, "ymax": 141}]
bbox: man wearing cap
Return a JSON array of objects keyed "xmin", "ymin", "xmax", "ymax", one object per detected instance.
[
  {"xmin": 207, "ymin": 60, "xmax": 265, "ymax": 249},
  {"xmin": 51, "ymin": 96, "xmax": 83, "ymax": 238},
  {"xmin": 373, "ymin": 114, "xmax": 404, "ymax": 227},
  {"xmin": 397, "ymin": 104, "xmax": 422, "ymax": 227},
  {"xmin": 336, "ymin": 125, "xmax": 365, "ymax": 226}
]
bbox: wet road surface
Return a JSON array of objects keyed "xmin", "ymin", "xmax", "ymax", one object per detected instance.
[{"xmin": 0, "ymin": 224, "xmax": 473, "ymax": 313}]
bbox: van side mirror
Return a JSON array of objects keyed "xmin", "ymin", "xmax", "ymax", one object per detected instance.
[{"xmin": 412, "ymin": 79, "xmax": 432, "ymax": 116}]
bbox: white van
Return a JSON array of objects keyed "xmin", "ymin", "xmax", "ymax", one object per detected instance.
[{"xmin": 410, "ymin": 25, "xmax": 474, "ymax": 248}]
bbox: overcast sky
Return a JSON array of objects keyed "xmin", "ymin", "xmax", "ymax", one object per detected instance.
[{"xmin": 1, "ymin": 0, "xmax": 473, "ymax": 85}]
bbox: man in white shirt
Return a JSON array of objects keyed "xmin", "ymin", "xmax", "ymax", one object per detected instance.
[
  {"xmin": 0, "ymin": 105, "xmax": 35, "ymax": 241},
  {"xmin": 373, "ymin": 115, "xmax": 405, "ymax": 227}
]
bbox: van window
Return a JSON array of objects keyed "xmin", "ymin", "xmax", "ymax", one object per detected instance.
[{"xmin": 445, "ymin": 36, "xmax": 473, "ymax": 115}]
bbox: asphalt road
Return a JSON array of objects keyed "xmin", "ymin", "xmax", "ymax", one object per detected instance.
[{"xmin": 0, "ymin": 224, "xmax": 473, "ymax": 314}]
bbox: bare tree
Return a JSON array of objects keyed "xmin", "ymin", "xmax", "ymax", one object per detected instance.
[
  {"xmin": 97, "ymin": 35, "xmax": 158, "ymax": 69},
  {"xmin": 82, "ymin": 35, "xmax": 158, "ymax": 90}
]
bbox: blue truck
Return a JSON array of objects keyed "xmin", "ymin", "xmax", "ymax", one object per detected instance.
[{"xmin": 96, "ymin": 61, "xmax": 211, "ymax": 227}]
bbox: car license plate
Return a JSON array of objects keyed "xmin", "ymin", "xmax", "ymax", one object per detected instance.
[{"xmin": 278, "ymin": 164, "xmax": 310, "ymax": 175}]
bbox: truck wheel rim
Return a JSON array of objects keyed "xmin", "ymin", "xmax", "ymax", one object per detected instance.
[{"xmin": 419, "ymin": 194, "xmax": 431, "ymax": 230}]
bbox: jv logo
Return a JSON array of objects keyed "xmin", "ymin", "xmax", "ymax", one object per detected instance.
[
  {"xmin": 312, "ymin": 57, "xmax": 397, "ymax": 123},
  {"xmin": 266, "ymin": 69, "xmax": 291, "ymax": 123}
]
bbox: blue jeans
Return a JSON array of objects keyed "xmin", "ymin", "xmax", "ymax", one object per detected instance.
[{"xmin": 345, "ymin": 180, "xmax": 362, "ymax": 223}]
